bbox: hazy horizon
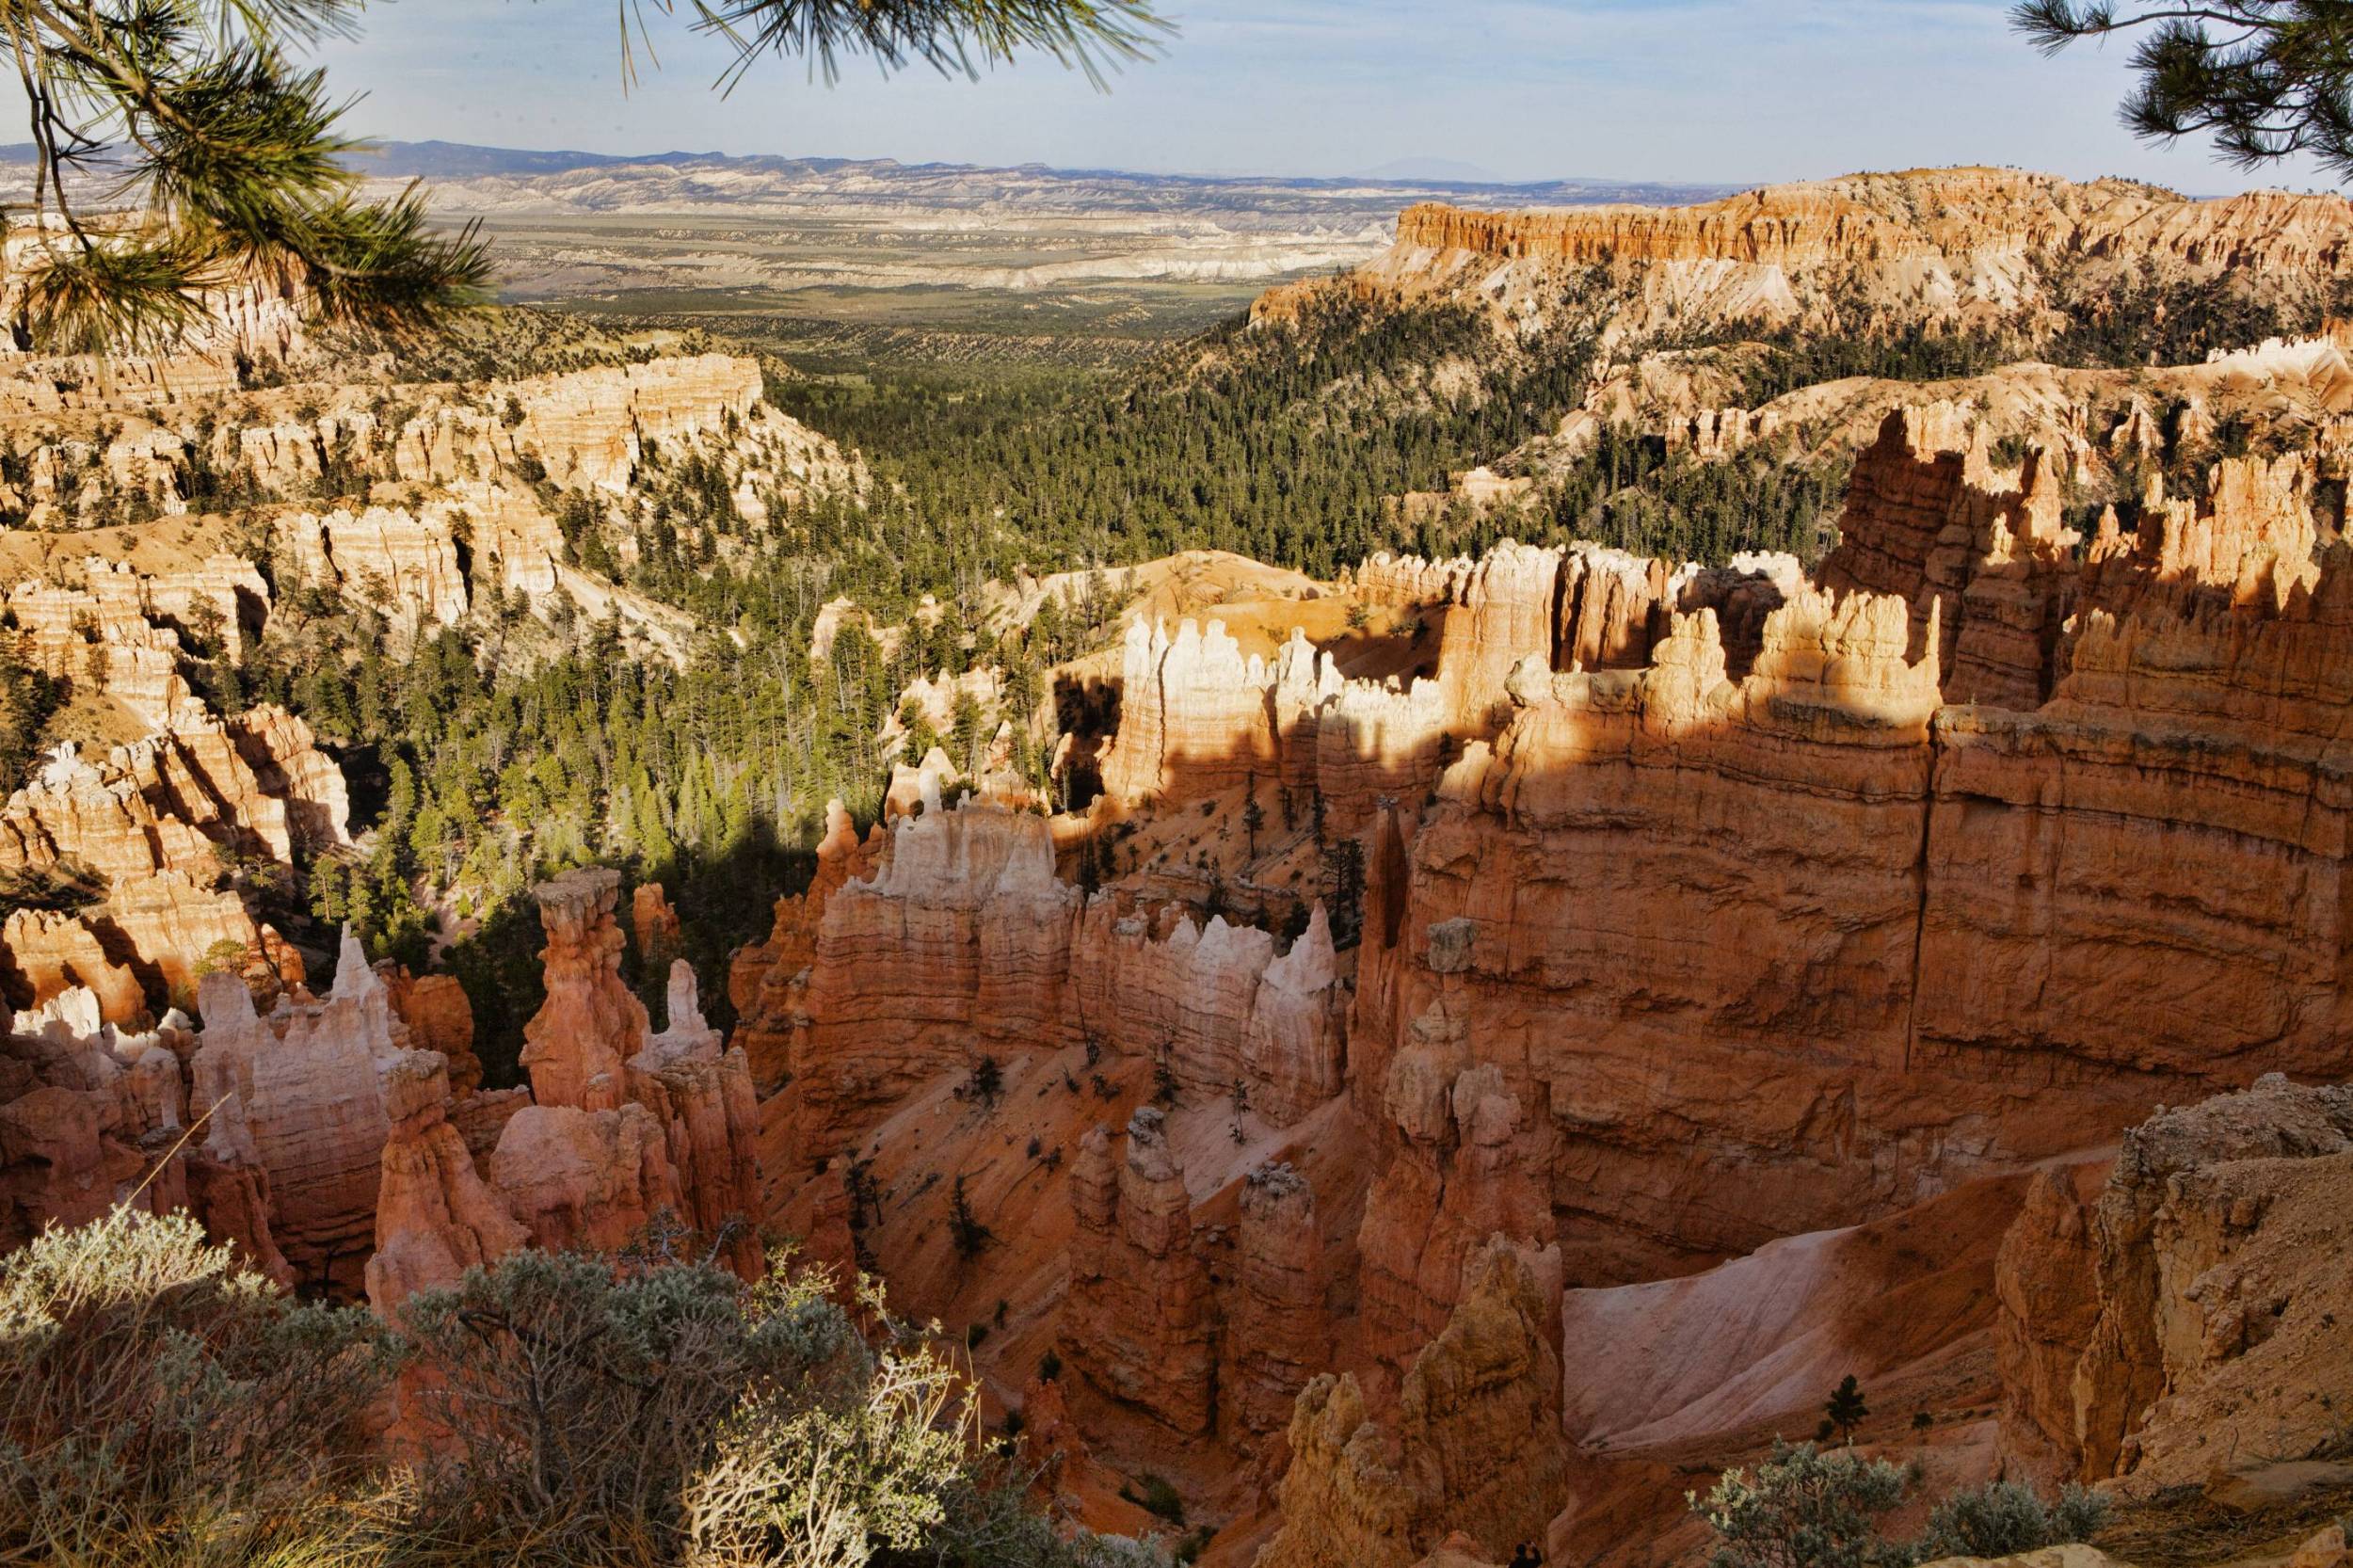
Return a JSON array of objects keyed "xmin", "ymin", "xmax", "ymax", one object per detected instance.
[{"xmin": 312, "ymin": 0, "xmax": 2348, "ymax": 197}]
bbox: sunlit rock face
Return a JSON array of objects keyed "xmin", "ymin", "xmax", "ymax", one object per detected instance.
[
  {"xmin": 517, "ymin": 867, "xmax": 643, "ymax": 1113},
  {"xmin": 365, "ymin": 1048, "xmax": 525, "ymax": 1312},
  {"xmin": 749, "ymin": 374, "xmax": 2353, "ymax": 1545},
  {"xmin": 190, "ymin": 933, "xmax": 404, "ymax": 1295},
  {"xmin": 1992, "ymin": 1077, "xmax": 2353, "ymax": 1493},
  {"xmin": 1258, "ymin": 1239, "xmax": 1565, "ymax": 1568},
  {"xmin": 627, "ymin": 960, "xmax": 765, "ymax": 1279},
  {"xmin": 1344, "ymin": 406, "xmax": 2353, "ymax": 1314},
  {"xmin": 501, "ymin": 872, "xmax": 766, "ymax": 1279},
  {"xmin": 0, "ymin": 704, "xmax": 342, "ymax": 1025},
  {"xmin": 1283, "ymin": 170, "xmax": 2353, "ymax": 349},
  {"xmin": 780, "ymin": 792, "xmax": 1080, "ymax": 1166}
]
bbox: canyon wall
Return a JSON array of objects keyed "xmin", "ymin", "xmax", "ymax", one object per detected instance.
[
  {"xmin": 1385, "ymin": 175, "xmax": 2353, "ymax": 275},
  {"xmin": 2, "ymin": 354, "xmax": 840, "ymax": 522},
  {"xmin": 1, "ymin": 354, "xmax": 858, "ymax": 665},
  {"xmin": 733, "ymin": 763, "xmax": 1360, "ymax": 1176},
  {"xmin": 1259, "ymin": 1239, "xmax": 1566, "ymax": 1568},
  {"xmin": 1337, "ymin": 410, "xmax": 2353, "ymax": 1317},
  {"xmin": 0, "ymin": 705, "xmax": 344, "ymax": 1025},
  {"xmin": 0, "ymin": 238, "xmax": 306, "ymax": 418},
  {"xmin": 3, "ymin": 873, "xmax": 766, "ymax": 1308},
  {"xmin": 1258, "ymin": 170, "xmax": 2353, "ymax": 352},
  {"xmin": 0, "ymin": 347, "xmax": 863, "ymax": 1042},
  {"xmin": 745, "ymin": 402, "xmax": 2353, "ymax": 1560},
  {"xmin": 1994, "ymin": 1076, "xmax": 2353, "ymax": 1493},
  {"xmin": 734, "ymin": 393, "xmax": 2353, "ymax": 1527}
]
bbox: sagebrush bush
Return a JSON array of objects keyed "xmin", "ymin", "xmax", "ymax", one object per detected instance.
[
  {"xmin": 0, "ymin": 1208, "xmax": 1168, "ymax": 1568},
  {"xmin": 1689, "ymin": 1441, "xmax": 1913, "ymax": 1568},
  {"xmin": 1691, "ymin": 1438, "xmax": 2112, "ymax": 1568},
  {"xmin": 396, "ymin": 1249, "xmax": 863, "ymax": 1565},
  {"xmin": 1910, "ymin": 1479, "xmax": 2110, "ymax": 1561},
  {"xmin": 0, "ymin": 1208, "xmax": 403, "ymax": 1568}
]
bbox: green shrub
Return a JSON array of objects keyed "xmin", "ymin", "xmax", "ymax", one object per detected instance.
[
  {"xmin": 0, "ymin": 1208, "xmax": 404, "ymax": 1567},
  {"xmin": 1689, "ymin": 1440, "xmax": 1911, "ymax": 1568},
  {"xmin": 1122, "ymin": 1473, "xmax": 1185, "ymax": 1527},
  {"xmin": 1692, "ymin": 1441, "xmax": 2111, "ymax": 1568},
  {"xmin": 397, "ymin": 1248, "xmax": 859, "ymax": 1563},
  {"xmin": 1, "ymin": 1209, "xmax": 1165, "ymax": 1568},
  {"xmin": 1909, "ymin": 1480, "xmax": 2110, "ymax": 1561}
]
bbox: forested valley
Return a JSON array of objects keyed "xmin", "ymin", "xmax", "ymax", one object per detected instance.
[{"xmin": 15, "ymin": 251, "xmax": 2345, "ymax": 1085}]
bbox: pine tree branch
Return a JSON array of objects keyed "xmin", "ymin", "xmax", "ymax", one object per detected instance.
[{"xmin": 2013, "ymin": 0, "xmax": 2353, "ymax": 180}]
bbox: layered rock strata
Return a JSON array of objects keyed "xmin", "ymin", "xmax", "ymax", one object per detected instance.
[
  {"xmin": 1063, "ymin": 1108, "xmax": 1218, "ymax": 1435},
  {"xmin": 1819, "ymin": 407, "xmax": 2080, "ymax": 706},
  {"xmin": 1356, "ymin": 584, "xmax": 1945, "ymax": 1304},
  {"xmin": 0, "ymin": 706, "xmax": 343, "ymax": 1023},
  {"xmin": 751, "ymin": 787, "xmax": 1358, "ymax": 1173},
  {"xmin": 518, "ymin": 868, "xmax": 644, "ymax": 1112},
  {"xmin": 1994, "ymin": 1077, "xmax": 2353, "ymax": 1491},
  {"xmin": 1385, "ymin": 174, "xmax": 2353, "ymax": 277},
  {"xmin": 190, "ymin": 934, "xmax": 403, "ymax": 1293},
  {"xmin": 1226, "ymin": 1160, "xmax": 1326, "ymax": 1457},
  {"xmin": 1103, "ymin": 545, "xmax": 1804, "ymax": 836},
  {"xmin": 1345, "ymin": 404, "xmax": 2353, "ymax": 1336},
  {"xmin": 780, "ymin": 791, "xmax": 1079, "ymax": 1163},
  {"xmin": 1258, "ymin": 1239, "xmax": 1566, "ymax": 1568},
  {"xmin": 1286, "ymin": 170, "xmax": 2353, "ymax": 349},
  {"xmin": 4, "ymin": 555, "xmax": 269, "ymax": 724},
  {"xmin": 498, "ymin": 872, "xmax": 765, "ymax": 1276},
  {"xmin": 365, "ymin": 1049, "xmax": 525, "ymax": 1310}
]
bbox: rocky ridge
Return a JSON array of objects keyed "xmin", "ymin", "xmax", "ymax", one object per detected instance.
[
  {"xmin": 3, "ymin": 872, "xmax": 765, "ymax": 1309},
  {"xmin": 1995, "ymin": 1075, "xmax": 2353, "ymax": 1494},
  {"xmin": 736, "ymin": 328, "xmax": 2353, "ymax": 1563},
  {"xmin": 1290, "ymin": 169, "xmax": 2353, "ymax": 348},
  {"xmin": 0, "ymin": 706, "xmax": 344, "ymax": 1025}
]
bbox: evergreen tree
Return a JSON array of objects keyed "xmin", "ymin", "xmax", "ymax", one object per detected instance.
[
  {"xmin": 4, "ymin": 0, "xmax": 491, "ymax": 351},
  {"xmin": 10, "ymin": 1, "xmax": 1162, "ymax": 353},
  {"xmin": 2014, "ymin": 2, "xmax": 2353, "ymax": 182},
  {"xmin": 1825, "ymin": 1375, "xmax": 1869, "ymax": 1446},
  {"xmin": 0, "ymin": 632, "xmax": 60, "ymax": 791}
]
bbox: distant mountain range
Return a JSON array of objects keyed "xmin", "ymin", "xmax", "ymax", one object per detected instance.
[
  {"xmin": 0, "ymin": 140, "xmax": 1745, "ymax": 312},
  {"xmin": 1354, "ymin": 156, "xmax": 1507, "ymax": 184},
  {"xmin": 0, "ymin": 137, "xmax": 1737, "ymax": 221},
  {"xmin": 336, "ymin": 140, "xmax": 1735, "ymax": 208}
]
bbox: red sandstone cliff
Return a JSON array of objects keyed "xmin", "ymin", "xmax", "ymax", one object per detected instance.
[
  {"xmin": 1258, "ymin": 1239, "xmax": 1566, "ymax": 1568},
  {"xmin": 716, "ymin": 336, "xmax": 2353, "ymax": 1553},
  {"xmin": 500, "ymin": 870, "xmax": 766, "ymax": 1278},
  {"xmin": 1994, "ymin": 1076, "xmax": 2353, "ymax": 1493},
  {"xmin": 0, "ymin": 705, "xmax": 343, "ymax": 1026}
]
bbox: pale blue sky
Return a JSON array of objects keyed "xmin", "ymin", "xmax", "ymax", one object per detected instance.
[{"xmin": 315, "ymin": 0, "xmax": 2341, "ymax": 191}]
